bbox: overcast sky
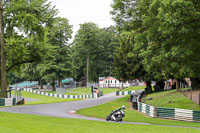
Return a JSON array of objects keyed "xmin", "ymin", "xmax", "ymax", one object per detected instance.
[{"xmin": 48, "ymin": 0, "xmax": 115, "ymax": 42}]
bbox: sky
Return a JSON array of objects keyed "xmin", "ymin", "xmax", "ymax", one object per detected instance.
[{"xmin": 48, "ymin": 0, "xmax": 115, "ymax": 42}]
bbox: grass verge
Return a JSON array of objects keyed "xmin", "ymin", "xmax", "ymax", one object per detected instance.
[
  {"xmin": 77, "ymin": 96, "xmax": 200, "ymax": 128},
  {"xmin": 0, "ymin": 112, "xmax": 198, "ymax": 133},
  {"xmin": 43, "ymin": 88, "xmax": 119, "ymax": 95},
  {"xmin": 143, "ymin": 90, "xmax": 200, "ymax": 110},
  {"xmin": 120, "ymin": 86, "xmax": 145, "ymax": 92},
  {"xmin": 22, "ymin": 91, "xmax": 79, "ymax": 105}
]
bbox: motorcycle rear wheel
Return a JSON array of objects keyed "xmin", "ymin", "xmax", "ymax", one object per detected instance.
[{"xmin": 115, "ymin": 116, "xmax": 122, "ymax": 122}]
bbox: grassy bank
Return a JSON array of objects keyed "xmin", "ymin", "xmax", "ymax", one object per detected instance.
[
  {"xmin": 43, "ymin": 88, "xmax": 119, "ymax": 95},
  {"xmin": 143, "ymin": 90, "xmax": 200, "ymax": 110},
  {"xmin": 22, "ymin": 91, "xmax": 79, "ymax": 105},
  {"xmin": 77, "ymin": 96, "xmax": 200, "ymax": 128},
  {"xmin": 120, "ymin": 86, "xmax": 145, "ymax": 92},
  {"xmin": 0, "ymin": 112, "xmax": 198, "ymax": 133}
]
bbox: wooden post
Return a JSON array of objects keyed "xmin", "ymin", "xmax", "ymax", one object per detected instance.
[
  {"xmin": 199, "ymin": 93, "xmax": 200, "ymax": 105},
  {"xmin": 190, "ymin": 89, "xmax": 192, "ymax": 100}
]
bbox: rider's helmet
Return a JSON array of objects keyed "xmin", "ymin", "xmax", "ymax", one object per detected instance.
[{"xmin": 121, "ymin": 105, "xmax": 125, "ymax": 109}]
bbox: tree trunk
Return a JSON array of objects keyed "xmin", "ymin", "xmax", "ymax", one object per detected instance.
[
  {"xmin": 176, "ymin": 79, "xmax": 180, "ymax": 91},
  {"xmin": 52, "ymin": 77, "xmax": 56, "ymax": 91},
  {"xmin": 154, "ymin": 80, "xmax": 165, "ymax": 91},
  {"xmin": 191, "ymin": 78, "xmax": 200, "ymax": 90},
  {"xmin": 40, "ymin": 79, "xmax": 43, "ymax": 89},
  {"xmin": 58, "ymin": 77, "xmax": 62, "ymax": 88},
  {"xmin": 146, "ymin": 81, "xmax": 152, "ymax": 94},
  {"xmin": 86, "ymin": 55, "xmax": 90, "ymax": 87},
  {"xmin": 0, "ymin": 1, "xmax": 7, "ymax": 92}
]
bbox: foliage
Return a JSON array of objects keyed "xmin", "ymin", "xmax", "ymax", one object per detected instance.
[
  {"xmin": 5, "ymin": 6, "xmax": 73, "ymax": 88},
  {"xmin": 111, "ymin": 0, "xmax": 200, "ymax": 89},
  {"xmin": 4, "ymin": 0, "xmax": 57, "ymax": 72},
  {"xmin": 112, "ymin": 31, "xmax": 145, "ymax": 82},
  {"xmin": 71, "ymin": 22, "xmax": 101, "ymax": 82},
  {"xmin": 71, "ymin": 23, "xmax": 119, "ymax": 82}
]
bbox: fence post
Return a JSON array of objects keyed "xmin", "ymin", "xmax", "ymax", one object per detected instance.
[
  {"xmin": 185, "ymin": 90, "xmax": 187, "ymax": 96},
  {"xmin": 199, "ymin": 93, "xmax": 200, "ymax": 105},
  {"xmin": 154, "ymin": 107, "xmax": 157, "ymax": 118},
  {"xmin": 190, "ymin": 89, "xmax": 192, "ymax": 100}
]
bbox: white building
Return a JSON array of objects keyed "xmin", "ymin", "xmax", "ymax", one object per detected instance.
[{"xmin": 99, "ymin": 77, "xmax": 130, "ymax": 88}]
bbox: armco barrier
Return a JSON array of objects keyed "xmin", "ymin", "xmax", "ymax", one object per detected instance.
[
  {"xmin": 0, "ymin": 98, "xmax": 16, "ymax": 106},
  {"xmin": 138, "ymin": 102, "xmax": 156, "ymax": 117},
  {"xmin": 23, "ymin": 88, "xmax": 100, "ymax": 99},
  {"xmin": 116, "ymin": 90, "xmax": 136, "ymax": 96},
  {"xmin": 138, "ymin": 102, "xmax": 200, "ymax": 122},
  {"xmin": 116, "ymin": 89, "xmax": 145, "ymax": 96}
]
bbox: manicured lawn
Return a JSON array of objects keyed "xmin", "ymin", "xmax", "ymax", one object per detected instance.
[
  {"xmin": 120, "ymin": 86, "xmax": 145, "ymax": 92},
  {"xmin": 0, "ymin": 112, "xmax": 198, "ymax": 133},
  {"xmin": 22, "ymin": 91, "xmax": 79, "ymax": 105},
  {"xmin": 143, "ymin": 90, "xmax": 200, "ymax": 110},
  {"xmin": 100, "ymin": 88, "xmax": 119, "ymax": 94},
  {"xmin": 77, "ymin": 96, "xmax": 200, "ymax": 128},
  {"xmin": 42, "ymin": 88, "xmax": 92, "ymax": 95},
  {"xmin": 43, "ymin": 88, "xmax": 119, "ymax": 95}
]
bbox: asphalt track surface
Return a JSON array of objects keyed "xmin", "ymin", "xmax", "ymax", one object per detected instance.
[{"xmin": 0, "ymin": 92, "xmax": 200, "ymax": 130}]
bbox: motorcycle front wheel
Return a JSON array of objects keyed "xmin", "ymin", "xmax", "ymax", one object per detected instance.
[{"xmin": 106, "ymin": 115, "xmax": 110, "ymax": 121}]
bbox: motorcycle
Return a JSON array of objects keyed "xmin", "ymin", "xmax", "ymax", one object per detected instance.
[{"xmin": 106, "ymin": 105, "xmax": 125, "ymax": 122}]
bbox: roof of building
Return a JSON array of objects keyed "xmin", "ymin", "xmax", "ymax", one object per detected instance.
[{"xmin": 104, "ymin": 77, "xmax": 117, "ymax": 80}]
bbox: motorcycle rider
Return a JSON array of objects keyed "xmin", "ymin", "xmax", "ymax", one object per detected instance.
[{"xmin": 106, "ymin": 105, "xmax": 125, "ymax": 122}]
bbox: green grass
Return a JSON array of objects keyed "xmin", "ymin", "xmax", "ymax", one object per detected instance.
[
  {"xmin": 100, "ymin": 88, "xmax": 119, "ymax": 94},
  {"xmin": 22, "ymin": 91, "xmax": 79, "ymax": 105},
  {"xmin": 77, "ymin": 96, "xmax": 200, "ymax": 128},
  {"xmin": 0, "ymin": 112, "xmax": 198, "ymax": 133},
  {"xmin": 42, "ymin": 88, "xmax": 91, "ymax": 95},
  {"xmin": 143, "ymin": 90, "xmax": 200, "ymax": 110},
  {"xmin": 43, "ymin": 88, "xmax": 119, "ymax": 95},
  {"xmin": 120, "ymin": 86, "xmax": 145, "ymax": 92}
]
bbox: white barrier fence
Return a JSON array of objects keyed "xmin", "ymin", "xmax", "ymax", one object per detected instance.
[
  {"xmin": 23, "ymin": 88, "xmax": 100, "ymax": 99},
  {"xmin": 138, "ymin": 102, "xmax": 200, "ymax": 122}
]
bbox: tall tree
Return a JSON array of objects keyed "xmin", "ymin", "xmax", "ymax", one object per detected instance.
[
  {"xmin": 0, "ymin": 0, "xmax": 59, "ymax": 91},
  {"xmin": 111, "ymin": 0, "xmax": 200, "ymax": 91},
  {"xmin": 71, "ymin": 24, "xmax": 120, "ymax": 83},
  {"xmin": 39, "ymin": 17, "xmax": 72, "ymax": 90},
  {"xmin": 136, "ymin": 0, "xmax": 200, "ymax": 89},
  {"xmin": 71, "ymin": 23, "xmax": 100, "ymax": 84},
  {"xmin": 111, "ymin": 0, "xmax": 154, "ymax": 92},
  {"xmin": 4, "ymin": 0, "xmax": 57, "ymax": 72},
  {"xmin": 0, "ymin": 0, "xmax": 6, "ymax": 91},
  {"xmin": 93, "ymin": 26, "xmax": 119, "ymax": 78}
]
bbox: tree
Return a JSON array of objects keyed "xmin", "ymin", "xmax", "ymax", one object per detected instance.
[
  {"xmin": 111, "ymin": 0, "xmax": 140, "ymax": 32},
  {"xmin": 111, "ymin": 0, "xmax": 200, "ymax": 91},
  {"xmin": 111, "ymin": 0, "xmax": 154, "ymax": 92},
  {"xmin": 0, "ymin": 0, "xmax": 59, "ymax": 91},
  {"xmin": 4, "ymin": 0, "xmax": 57, "ymax": 71},
  {"xmin": 0, "ymin": 0, "xmax": 6, "ymax": 91},
  {"xmin": 136, "ymin": 0, "xmax": 200, "ymax": 89},
  {"xmin": 39, "ymin": 17, "xmax": 72, "ymax": 90},
  {"xmin": 71, "ymin": 24, "xmax": 120, "ymax": 83},
  {"xmin": 71, "ymin": 23, "xmax": 100, "ymax": 84},
  {"xmin": 92, "ymin": 26, "xmax": 119, "ymax": 78}
]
